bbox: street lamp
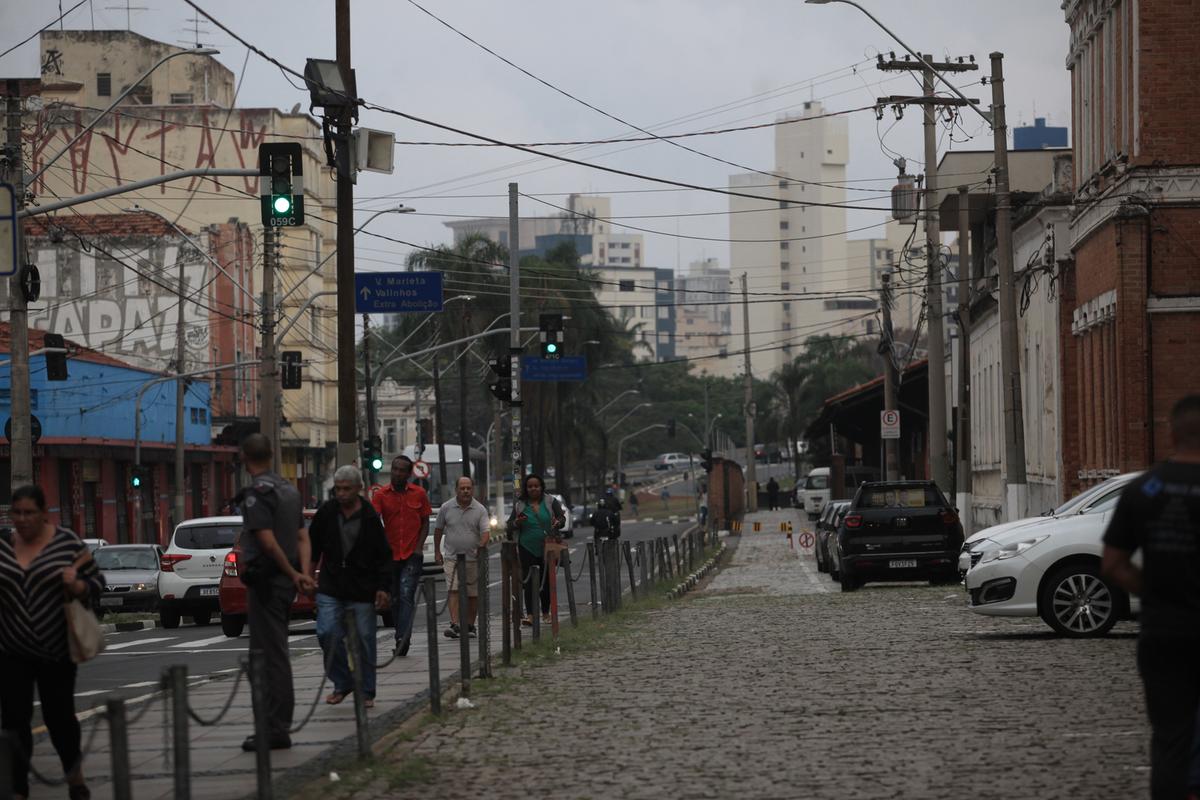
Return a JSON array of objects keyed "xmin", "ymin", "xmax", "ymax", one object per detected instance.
[
  {"xmin": 31, "ymin": 47, "xmax": 220, "ymax": 184},
  {"xmin": 606, "ymin": 402, "xmax": 652, "ymax": 435},
  {"xmin": 597, "ymin": 389, "xmax": 640, "ymax": 416},
  {"xmin": 706, "ymin": 413, "xmax": 723, "ymax": 447}
]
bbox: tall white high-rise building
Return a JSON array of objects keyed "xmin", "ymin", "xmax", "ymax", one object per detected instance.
[{"xmin": 728, "ymin": 101, "xmax": 875, "ymax": 378}]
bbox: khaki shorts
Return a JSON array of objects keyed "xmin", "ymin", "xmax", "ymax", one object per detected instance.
[{"xmin": 443, "ymin": 557, "xmax": 479, "ymax": 597}]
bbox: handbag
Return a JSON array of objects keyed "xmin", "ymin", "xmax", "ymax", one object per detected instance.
[{"xmin": 65, "ymin": 550, "xmax": 105, "ymax": 663}]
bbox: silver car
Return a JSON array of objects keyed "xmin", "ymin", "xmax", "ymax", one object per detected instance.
[{"xmin": 95, "ymin": 544, "xmax": 163, "ymax": 616}]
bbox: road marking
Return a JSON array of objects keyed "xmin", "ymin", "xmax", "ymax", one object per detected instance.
[
  {"xmin": 171, "ymin": 634, "xmax": 233, "ymax": 648},
  {"xmin": 74, "ymin": 690, "xmax": 107, "ymax": 697},
  {"xmin": 105, "ymin": 637, "xmax": 175, "ymax": 650},
  {"xmin": 794, "ymin": 544, "xmax": 831, "ymax": 593},
  {"xmin": 122, "ymin": 681, "xmax": 160, "ymax": 688}
]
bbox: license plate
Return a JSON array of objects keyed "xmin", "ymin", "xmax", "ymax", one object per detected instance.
[
  {"xmin": 100, "ymin": 596, "xmax": 123, "ymax": 607},
  {"xmin": 888, "ymin": 559, "xmax": 918, "ymax": 569},
  {"xmin": 199, "ymin": 587, "xmax": 220, "ymax": 596}
]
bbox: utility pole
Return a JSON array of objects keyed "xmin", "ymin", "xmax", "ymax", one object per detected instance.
[
  {"xmin": 260, "ymin": 228, "xmax": 280, "ymax": 472},
  {"xmin": 555, "ymin": 382, "xmax": 568, "ymax": 506},
  {"xmin": 362, "ymin": 313, "xmax": 378, "ymax": 484},
  {"xmin": 956, "ymin": 185, "xmax": 973, "ymax": 527},
  {"xmin": 876, "ymin": 54, "xmax": 977, "ymax": 492},
  {"xmin": 989, "ymin": 52, "xmax": 1027, "ymax": 521},
  {"xmin": 5, "ymin": 80, "xmax": 32, "ymax": 490},
  {"xmin": 334, "ymin": 0, "xmax": 358, "ymax": 467},
  {"xmin": 457, "ymin": 309, "xmax": 471, "ymax": 480},
  {"xmin": 740, "ymin": 272, "xmax": 757, "ymax": 512},
  {"xmin": 493, "ymin": 401, "xmax": 504, "ymax": 520},
  {"xmin": 172, "ymin": 242, "xmax": 187, "ymax": 527},
  {"xmin": 880, "ymin": 271, "xmax": 900, "ymax": 481},
  {"xmin": 508, "ymin": 183, "xmax": 523, "ymax": 506},
  {"xmin": 431, "ymin": 331, "xmax": 448, "ymax": 503}
]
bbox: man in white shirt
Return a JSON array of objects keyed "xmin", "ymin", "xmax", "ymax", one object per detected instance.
[{"xmin": 434, "ymin": 476, "xmax": 491, "ymax": 639}]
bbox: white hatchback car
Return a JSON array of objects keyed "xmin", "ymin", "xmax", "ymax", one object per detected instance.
[
  {"xmin": 158, "ymin": 516, "xmax": 240, "ymax": 629},
  {"xmin": 963, "ymin": 477, "xmax": 1141, "ymax": 637}
]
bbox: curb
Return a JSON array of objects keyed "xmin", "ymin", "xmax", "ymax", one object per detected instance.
[
  {"xmin": 665, "ymin": 540, "xmax": 727, "ymax": 600},
  {"xmin": 100, "ymin": 620, "xmax": 159, "ymax": 634}
]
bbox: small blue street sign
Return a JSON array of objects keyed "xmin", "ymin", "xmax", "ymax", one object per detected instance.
[
  {"xmin": 354, "ymin": 271, "xmax": 443, "ymax": 313},
  {"xmin": 521, "ymin": 355, "xmax": 587, "ymax": 382}
]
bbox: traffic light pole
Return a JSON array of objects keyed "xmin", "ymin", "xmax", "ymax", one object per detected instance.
[
  {"xmin": 508, "ymin": 183, "xmax": 522, "ymax": 506},
  {"xmin": 362, "ymin": 313, "xmax": 378, "ymax": 484},
  {"xmin": 334, "ymin": 0, "xmax": 359, "ymax": 469},
  {"xmin": 5, "ymin": 80, "xmax": 32, "ymax": 491},
  {"xmin": 261, "ymin": 228, "xmax": 280, "ymax": 472}
]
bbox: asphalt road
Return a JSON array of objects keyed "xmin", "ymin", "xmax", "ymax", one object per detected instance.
[{"xmin": 68, "ymin": 518, "xmax": 697, "ymax": 716}]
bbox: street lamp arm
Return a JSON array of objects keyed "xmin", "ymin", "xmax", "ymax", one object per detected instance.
[
  {"xmin": 30, "ymin": 48, "xmax": 219, "ymax": 185},
  {"xmin": 596, "ymin": 388, "xmax": 639, "ymax": 415},
  {"xmin": 606, "ymin": 402, "xmax": 652, "ymax": 435},
  {"xmin": 374, "ymin": 326, "xmax": 537, "ymax": 384},
  {"xmin": 676, "ymin": 420, "xmax": 705, "ymax": 448},
  {"xmin": 806, "ymin": 0, "xmax": 992, "ymax": 124}
]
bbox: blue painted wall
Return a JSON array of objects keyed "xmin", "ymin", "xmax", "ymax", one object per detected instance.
[
  {"xmin": 0, "ymin": 355, "xmax": 211, "ymax": 445},
  {"xmin": 1014, "ymin": 118, "xmax": 1068, "ymax": 150}
]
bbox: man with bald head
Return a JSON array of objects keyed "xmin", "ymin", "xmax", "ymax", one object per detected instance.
[
  {"xmin": 433, "ymin": 476, "xmax": 491, "ymax": 639},
  {"xmin": 1103, "ymin": 395, "xmax": 1200, "ymax": 799}
]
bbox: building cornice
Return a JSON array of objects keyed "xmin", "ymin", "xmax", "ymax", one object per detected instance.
[{"xmin": 1069, "ymin": 168, "xmax": 1200, "ymax": 248}]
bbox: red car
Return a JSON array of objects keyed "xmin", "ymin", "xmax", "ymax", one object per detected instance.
[{"xmin": 218, "ymin": 510, "xmax": 318, "ymax": 638}]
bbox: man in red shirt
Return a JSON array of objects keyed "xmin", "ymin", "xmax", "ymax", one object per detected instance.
[{"xmin": 372, "ymin": 455, "xmax": 431, "ymax": 656}]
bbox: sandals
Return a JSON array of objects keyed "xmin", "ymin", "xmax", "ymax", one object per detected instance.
[
  {"xmin": 325, "ymin": 691, "xmax": 348, "ymax": 705},
  {"xmin": 521, "ymin": 615, "xmax": 533, "ymax": 627}
]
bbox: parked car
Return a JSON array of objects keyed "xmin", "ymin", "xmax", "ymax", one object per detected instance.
[
  {"xmin": 219, "ymin": 510, "xmax": 322, "ymax": 638},
  {"xmin": 830, "ymin": 481, "xmax": 963, "ymax": 592},
  {"xmin": 158, "ymin": 516, "xmax": 240, "ymax": 629},
  {"xmin": 963, "ymin": 479, "xmax": 1139, "ymax": 637},
  {"xmin": 95, "ymin": 544, "xmax": 162, "ymax": 616},
  {"xmin": 654, "ymin": 453, "xmax": 689, "ymax": 471},
  {"xmin": 815, "ymin": 500, "xmax": 850, "ymax": 573},
  {"xmin": 958, "ymin": 472, "xmax": 1141, "ymax": 577}
]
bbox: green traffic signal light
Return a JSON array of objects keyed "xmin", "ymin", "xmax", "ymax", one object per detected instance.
[
  {"xmin": 273, "ymin": 195, "xmax": 292, "ymax": 215},
  {"xmin": 546, "ymin": 342, "xmax": 558, "ymax": 354},
  {"xmin": 370, "ymin": 455, "xmax": 384, "ymax": 471},
  {"xmin": 131, "ymin": 475, "xmax": 142, "ymax": 488}
]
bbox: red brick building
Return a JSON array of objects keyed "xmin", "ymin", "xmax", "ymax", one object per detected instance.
[{"xmin": 1060, "ymin": 0, "xmax": 1200, "ymax": 497}]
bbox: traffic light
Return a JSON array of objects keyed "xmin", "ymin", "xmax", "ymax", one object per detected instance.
[
  {"xmin": 43, "ymin": 332, "xmax": 68, "ymax": 381},
  {"xmin": 538, "ymin": 313, "xmax": 564, "ymax": 360},
  {"xmin": 667, "ymin": 418, "xmax": 676, "ymax": 438},
  {"xmin": 417, "ymin": 418, "xmax": 433, "ymax": 447},
  {"xmin": 280, "ymin": 351, "xmax": 302, "ymax": 390},
  {"xmin": 488, "ymin": 357, "xmax": 512, "ymax": 403},
  {"xmin": 258, "ymin": 143, "xmax": 305, "ymax": 227},
  {"xmin": 700, "ymin": 449, "xmax": 713, "ymax": 473},
  {"xmin": 361, "ymin": 437, "xmax": 384, "ymax": 472},
  {"xmin": 130, "ymin": 465, "xmax": 148, "ymax": 489}
]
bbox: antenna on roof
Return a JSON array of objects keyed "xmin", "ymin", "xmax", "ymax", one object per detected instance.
[{"xmin": 104, "ymin": 1, "xmax": 149, "ymax": 31}]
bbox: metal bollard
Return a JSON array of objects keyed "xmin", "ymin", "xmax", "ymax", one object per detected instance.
[
  {"xmin": 610, "ymin": 540, "xmax": 622, "ymax": 610},
  {"xmin": 622, "ymin": 540, "xmax": 637, "ymax": 601},
  {"xmin": 456, "ymin": 555, "xmax": 471, "ymax": 697},
  {"xmin": 639, "ymin": 541, "xmax": 649, "ymax": 590},
  {"xmin": 561, "ymin": 547, "xmax": 579, "ymax": 627},
  {"xmin": 422, "ymin": 578, "xmax": 442, "ymax": 715},
  {"xmin": 167, "ymin": 664, "xmax": 191, "ymax": 800},
  {"xmin": 247, "ymin": 651, "xmax": 273, "ymax": 800},
  {"xmin": 530, "ymin": 565, "xmax": 542, "ymax": 642},
  {"xmin": 586, "ymin": 541, "xmax": 600, "ymax": 619},
  {"xmin": 106, "ymin": 698, "xmax": 133, "ymax": 800},
  {"xmin": 477, "ymin": 546, "xmax": 491, "ymax": 679},
  {"xmin": 509, "ymin": 543, "xmax": 523, "ymax": 651},
  {"xmin": 343, "ymin": 610, "xmax": 370, "ymax": 759},
  {"xmin": 546, "ymin": 547, "xmax": 561, "ymax": 640},
  {"xmin": 673, "ymin": 534, "xmax": 683, "ymax": 576},
  {"xmin": 501, "ymin": 543, "xmax": 513, "ymax": 666}
]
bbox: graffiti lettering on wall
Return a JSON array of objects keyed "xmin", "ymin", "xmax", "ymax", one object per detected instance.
[{"xmin": 25, "ymin": 239, "xmax": 211, "ymax": 369}]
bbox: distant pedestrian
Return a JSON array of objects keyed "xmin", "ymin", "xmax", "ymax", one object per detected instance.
[
  {"xmin": 699, "ymin": 491, "xmax": 709, "ymax": 527},
  {"xmin": 1102, "ymin": 395, "xmax": 1200, "ymax": 800},
  {"xmin": 766, "ymin": 477, "xmax": 780, "ymax": 511},
  {"xmin": 435, "ymin": 476, "xmax": 492, "ymax": 639},
  {"xmin": 508, "ymin": 474, "xmax": 565, "ymax": 626},
  {"xmin": 592, "ymin": 487, "xmax": 622, "ymax": 546},
  {"xmin": 373, "ymin": 455, "xmax": 432, "ymax": 657},
  {"xmin": 308, "ymin": 466, "xmax": 391, "ymax": 709},
  {"xmin": 629, "ymin": 491, "xmax": 640, "ymax": 519},
  {"xmin": 236, "ymin": 433, "xmax": 312, "ymax": 752},
  {"xmin": 0, "ymin": 484, "xmax": 103, "ymax": 800},
  {"xmin": 660, "ymin": 486, "xmax": 671, "ymax": 510}
]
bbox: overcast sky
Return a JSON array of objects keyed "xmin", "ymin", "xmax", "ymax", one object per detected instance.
[{"xmin": 1, "ymin": 0, "xmax": 1071, "ymax": 283}]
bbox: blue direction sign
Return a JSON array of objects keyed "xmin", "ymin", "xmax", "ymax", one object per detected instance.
[
  {"xmin": 354, "ymin": 271, "xmax": 443, "ymax": 313},
  {"xmin": 521, "ymin": 355, "xmax": 587, "ymax": 382}
]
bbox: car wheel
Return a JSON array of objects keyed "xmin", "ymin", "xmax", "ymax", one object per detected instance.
[
  {"xmin": 1038, "ymin": 563, "xmax": 1120, "ymax": 638},
  {"xmin": 816, "ymin": 543, "xmax": 827, "ymax": 573},
  {"xmin": 192, "ymin": 611, "xmax": 212, "ymax": 627},
  {"xmin": 829, "ymin": 557, "xmax": 840, "ymax": 581},
  {"xmin": 220, "ymin": 614, "xmax": 245, "ymax": 638},
  {"xmin": 160, "ymin": 606, "xmax": 181, "ymax": 629},
  {"xmin": 839, "ymin": 569, "xmax": 858, "ymax": 592}
]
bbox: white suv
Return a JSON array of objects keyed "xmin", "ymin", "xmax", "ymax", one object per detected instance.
[{"xmin": 158, "ymin": 515, "xmax": 240, "ymax": 629}]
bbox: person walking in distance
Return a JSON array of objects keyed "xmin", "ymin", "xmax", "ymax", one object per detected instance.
[
  {"xmin": 766, "ymin": 476, "xmax": 780, "ymax": 511},
  {"xmin": 1102, "ymin": 395, "xmax": 1200, "ymax": 800},
  {"xmin": 0, "ymin": 485, "xmax": 103, "ymax": 800},
  {"xmin": 308, "ymin": 466, "xmax": 391, "ymax": 708},
  {"xmin": 507, "ymin": 474, "xmax": 566, "ymax": 626},
  {"xmin": 629, "ymin": 491, "xmax": 640, "ymax": 519},
  {"xmin": 373, "ymin": 455, "xmax": 432, "ymax": 657},
  {"xmin": 236, "ymin": 433, "xmax": 312, "ymax": 752},
  {"xmin": 433, "ymin": 476, "xmax": 491, "ymax": 639}
]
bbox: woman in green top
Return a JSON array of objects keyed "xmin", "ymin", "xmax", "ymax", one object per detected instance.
[{"xmin": 506, "ymin": 474, "xmax": 565, "ymax": 626}]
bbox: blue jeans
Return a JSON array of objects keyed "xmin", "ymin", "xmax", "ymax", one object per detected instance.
[
  {"xmin": 314, "ymin": 594, "xmax": 377, "ymax": 699},
  {"xmin": 391, "ymin": 553, "xmax": 424, "ymax": 646}
]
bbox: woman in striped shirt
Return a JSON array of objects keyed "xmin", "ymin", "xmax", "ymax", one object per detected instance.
[{"xmin": 0, "ymin": 484, "xmax": 103, "ymax": 800}]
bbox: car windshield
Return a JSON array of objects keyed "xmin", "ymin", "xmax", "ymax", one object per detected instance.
[
  {"xmin": 1080, "ymin": 485, "xmax": 1127, "ymax": 514},
  {"xmin": 805, "ymin": 475, "xmax": 829, "ymax": 490},
  {"xmin": 95, "ymin": 548, "xmax": 158, "ymax": 570},
  {"xmin": 173, "ymin": 525, "xmax": 238, "ymax": 550},
  {"xmin": 1049, "ymin": 478, "xmax": 1128, "ymax": 516},
  {"xmin": 858, "ymin": 486, "xmax": 942, "ymax": 509}
]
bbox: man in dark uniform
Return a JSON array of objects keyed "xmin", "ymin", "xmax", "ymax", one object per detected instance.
[
  {"xmin": 766, "ymin": 476, "xmax": 780, "ymax": 511},
  {"xmin": 237, "ymin": 433, "xmax": 312, "ymax": 752}
]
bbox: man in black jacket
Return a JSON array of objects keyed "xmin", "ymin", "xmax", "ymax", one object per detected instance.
[{"xmin": 308, "ymin": 465, "xmax": 391, "ymax": 707}]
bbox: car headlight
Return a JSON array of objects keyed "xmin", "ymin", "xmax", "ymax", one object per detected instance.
[
  {"xmin": 132, "ymin": 582, "xmax": 151, "ymax": 591},
  {"xmin": 981, "ymin": 535, "xmax": 1051, "ymax": 563}
]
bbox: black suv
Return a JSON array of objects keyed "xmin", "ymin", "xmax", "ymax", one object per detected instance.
[{"xmin": 831, "ymin": 481, "xmax": 964, "ymax": 592}]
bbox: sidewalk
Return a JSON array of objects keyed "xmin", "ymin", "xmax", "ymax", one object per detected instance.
[{"xmin": 312, "ymin": 507, "xmax": 1149, "ymax": 799}]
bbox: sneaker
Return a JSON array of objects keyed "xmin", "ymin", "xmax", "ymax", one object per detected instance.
[
  {"xmin": 443, "ymin": 623, "xmax": 460, "ymax": 639},
  {"xmin": 468, "ymin": 624, "xmax": 477, "ymax": 638}
]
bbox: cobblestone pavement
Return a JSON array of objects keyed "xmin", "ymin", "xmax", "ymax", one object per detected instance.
[{"xmin": 332, "ymin": 509, "xmax": 1150, "ymax": 800}]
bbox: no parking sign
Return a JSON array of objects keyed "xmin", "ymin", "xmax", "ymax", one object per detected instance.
[{"xmin": 413, "ymin": 459, "xmax": 431, "ymax": 479}]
